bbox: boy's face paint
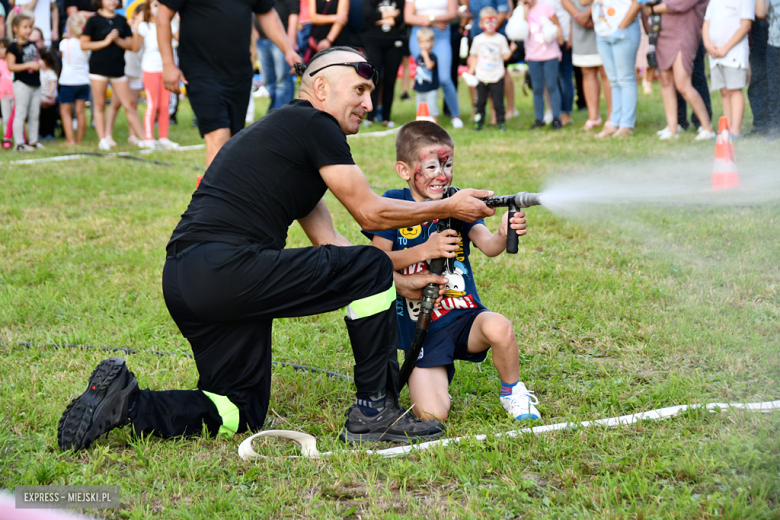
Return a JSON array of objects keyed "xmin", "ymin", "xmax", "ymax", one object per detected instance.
[
  {"xmin": 410, "ymin": 145, "xmax": 454, "ymax": 200},
  {"xmin": 481, "ymin": 16, "xmax": 498, "ymax": 34}
]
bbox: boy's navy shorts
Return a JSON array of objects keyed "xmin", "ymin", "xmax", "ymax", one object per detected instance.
[
  {"xmin": 59, "ymin": 84, "xmax": 90, "ymax": 104},
  {"xmin": 412, "ymin": 308, "xmax": 488, "ymax": 383}
]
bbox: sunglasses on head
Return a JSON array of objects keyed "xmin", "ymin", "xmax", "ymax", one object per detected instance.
[{"xmin": 305, "ymin": 62, "xmax": 379, "ymax": 85}]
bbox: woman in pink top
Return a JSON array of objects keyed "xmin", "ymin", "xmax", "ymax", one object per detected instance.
[
  {"xmin": 643, "ymin": 0, "xmax": 714, "ymax": 140},
  {"xmin": 0, "ymin": 38, "xmax": 14, "ymax": 148},
  {"xmin": 521, "ymin": 0, "xmax": 565, "ymax": 129}
]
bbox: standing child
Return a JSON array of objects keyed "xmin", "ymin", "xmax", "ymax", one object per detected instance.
[
  {"xmin": 38, "ymin": 48, "xmax": 60, "ymax": 139},
  {"xmin": 522, "ymin": 0, "xmax": 565, "ymax": 129},
  {"xmin": 413, "ymin": 27, "xmax": 439, "ymax": 122},
  {"xmin": 6, "ymin": 9, "xmax": 43, "ymax": 151},
  {"xmin": 468, "ymin": 7, "xmax": 515, "ymax": 131},
  {"xmin": 0, "ymin": 38, "xmax": 14, "ymax": 148},
  {"xmin": 755, "ymin": 0, "xmax": 780, "ymax": 139},
  {"xmin": 703, "ymin": 0, "xmax": 754, "ymax": 137},
  {"xmin": 59, "ymin": 14, "xmax": 90, "ymax": 145},
  {"xmin": 107, "ymin": 5, "xmax": 144, "ymax": 148},
  {"xmin": 131, "ymin": 0, "xmax": 177, "ymax": 148},
  {"xmin": 81, "ymin": 0, "xmax": 147, "ymax": 151},
  {"xmin": 364, "ymin": 121, "xmax": 542, "ymax": 423}
]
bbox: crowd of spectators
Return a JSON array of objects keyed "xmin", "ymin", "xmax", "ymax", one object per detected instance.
[{"xmin": 0, "ymin": 0, "xmax": 777, "ymax": 153}]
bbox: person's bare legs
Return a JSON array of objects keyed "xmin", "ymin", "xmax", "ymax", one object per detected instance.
[
  {"xmin": 598, "ymin": 65, "xmax": 612, "ymax": 123},
  {"xmin": 75, "ymin": 100, "xmax": 87, "ymax": 144},
  {"xmin": 505, "ymin": 68, "xmax": 515, "ymax": 116},
  {"xmin": 726, "ymin": 89, "xmax": 744, "ymax": 136},
  {"xmin": 90, "ymin": 78, "xmax": 110, "ymax": 140},
  {"xmin": 204, "ymin": 128, "xmax": 231, "ymax": 167},
  {"xmin": 401, "ymin": 55, "xmax": 411, "ymax": 96},
  {"xmin": 720, "ymin": 87, "xmax": 732, "ymax": 134},
  {"xmin": 60, "ymin": 103, "xmax": 76, "ymax": 145},
  {"xmin": 582, "ymin": 66, "xmax": 602, "ymax": 127},
  {"xmin": 660, "ymin": 68, "xmax": 678, "ymax": 134},
  {"xmin": 408, "ymin": 366, "xmax": 451, "ymax": 421},
  {"xmin": 467, "ymin": 312, "xmax": 519, "ymax": 385},
  {"xmin": 106, "ymin": 91, "xmax": 121, "ymax": 140},
  {"xmin": 672, "ymin": 52, "xmax": 712, "ymax": 132},
  {"xmin": 111, "ymin": 80, "xmax": 146, "ymax": 139}
]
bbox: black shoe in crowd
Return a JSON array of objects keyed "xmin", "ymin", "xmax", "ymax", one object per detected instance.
[
  {"xmin": 551, "ymin": 118, "xmax": 563, "ymax": 130},
  {"xmin": 339, "ymin": 401, "xmax": 445, "ymax": 444},
  {"xmin": 497, "ymin": 123, "xmax": 507, "ymax": 131},
  {"xmin": 58, "ymin": 357, "xmax": 138, "ymax": 452},
  {"xmin": 400, "ymin": 91, "xmax": 410, "ymax": 101},
  {"xmin": 529, "ymin": 120, "xmax": 545, "ymax": 130}
]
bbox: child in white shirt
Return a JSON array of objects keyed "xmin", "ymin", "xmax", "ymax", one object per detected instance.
[
  {"xmin": 703, "ymin": 0, "xmax": 754, "ymax": 137},
  {"xmin": 59, "ymin": 14, "xmax": 90, "ymax": 145},
  {"xmin": 468, "ymin": 7, "xmax": 515, "ymax": 131}
]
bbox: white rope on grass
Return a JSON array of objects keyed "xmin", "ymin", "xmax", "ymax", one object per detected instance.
[
  {"xmin": 1, "ymin": 144, "xmax": 206, "ymax": 166},
  {"xmin": 238, "ymin": 400, "xmax": 780, "ymax": 460}
]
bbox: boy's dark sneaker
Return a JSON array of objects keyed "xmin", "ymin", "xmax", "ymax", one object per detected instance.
[
  {"xmin": 497, "ymin": 123, "xmax": 507, "ymax": 131},
  {"xmin": 339, "ymin": 402, "xmax": 445, "ymax": 444},
  {"xmin": 529, "ymin": 120, "xmax": 545, "ymax": 130},
  {"xmin": 474, "ymin": 121, "xmax": 484, "ymax": 131},
  {"xmin": 551, "ymin": 118, "xmax": 563, "ymax": 130},
  {"xmin": 400, "ymin": 91, "xmax": 410, "ymax": 101},
  {"xmin": 58, "ymin": 357, "xmax": 138, "ymax": 452}
]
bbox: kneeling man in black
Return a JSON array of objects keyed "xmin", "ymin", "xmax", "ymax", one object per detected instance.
[{"xmin": 58, "ymin": 47, "xmax": 497, "ymax": 451}]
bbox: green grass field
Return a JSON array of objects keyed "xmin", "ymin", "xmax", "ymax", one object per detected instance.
[{"xmin": 1, "ymin": 78, "xmax": 779, "ymax": 519}]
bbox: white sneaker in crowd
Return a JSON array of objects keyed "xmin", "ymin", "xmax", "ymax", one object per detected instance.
[
  {"xmin": 656, "ymin": 124, "xmax": 684, "ymax": 136},
  {"xmin": 362, "ymin": 119, "xmax": 374, "ymax": 127},
  {"xmin": 451, "ymin": 117, "xmax": 464, "ymax": 129},
  {"xmin": 658, "ymin": 128, "xmax": 679, "ymax": 140},
  {"xmin": 98, "ymin": 138, "xmax": 112, "ymax": 151},
  {"xmin": 543, "ymin": 109, "xmax": 553, "ymax": 125},
  {"xmin": 506, "ymin": 108, "xmax": 520, "ymax": 119},
  {"xmin": 500, "ymin": 382, "xmax": 541, "ymax": 420},
  {"xmin": 139, "ymin": 139, "xmax": 158, "ymax": 149},
  {"xmin": 157, "ymin": 138, "xmax": 179, "ymax": 149},
  {"xmin": 105, "ymin": 136, "xmax": 117, "ymax": 147},
  {"xmin": 695, "ymin": 129, "xmax": 717, "ymax": 141}
]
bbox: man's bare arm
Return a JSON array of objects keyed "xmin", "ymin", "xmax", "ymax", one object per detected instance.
[
  {"xmin": 158, "ymin": 4, "xmax": 187, "ymax": 93},
  {"xmin": 297, "ymin": 198, "xmax": 353, "ymax": 247},
  {"xmin": 320, "ymin": 164, "xmax": 496, "ymax": 231}
]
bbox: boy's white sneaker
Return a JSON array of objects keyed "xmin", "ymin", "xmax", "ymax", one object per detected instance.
[
  {"xmin": 500, "ymin": 382, "xmax": 541, "ymax": 420},
  {"xmin": 157, "ymin": 138, "xmax": 180, "ymax": 150},
  {"xmin": 543, "ymin": 109, "xmax": 553, "ymax": 125},
  {"xmin": 98, "ymin": 138, "xmax": 112, "ymax": 151},
  {"xmin": 658, "ymin": 128, "xmax": 679, "ymax": 140},
  {"xmin": 695, "ymin": 129, "xmax": 717, "ymax": 141},
  {"xmin": 451, "ymin": 117, "xmax": 464, "ymax": 129}
]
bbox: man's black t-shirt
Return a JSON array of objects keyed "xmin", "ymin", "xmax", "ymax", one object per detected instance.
[
  {"xmin": 83, "ymin": 13, "xmax": 132, "ymax": 77},
  {"xmin": 169, "ymin": 99, "xmax": 355, "ymax": 249},
  {"xmin": 8, "ymin": 41, "xmax": 40, "ymax": 87},
  {"xmin": 160, "ymin": 0, "xmax": 275, "ymax": 83}
]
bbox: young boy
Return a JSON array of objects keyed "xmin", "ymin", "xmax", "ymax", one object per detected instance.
[
  {"xmin": 363, "ymin": 121, "xmax": 541, "ymax": 423},
  {"xmin": 414, "ymin": 27, "xmax": 439, "ymax": 123},
  {"xmin": 468, "ymin": 7, "xmax": 516, "ymax": 131},
  {"xmin": 703, "ymin": 0, "xmax": 755, "ymax": 137}
]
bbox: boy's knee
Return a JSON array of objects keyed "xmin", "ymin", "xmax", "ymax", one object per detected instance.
[
  {"xmin": 484, "ymin": 314, "xmax": 515, "ymax": 346},
  {"xmin": 413, "ymin": 401, "xmax": 450, "ymax": 422}
]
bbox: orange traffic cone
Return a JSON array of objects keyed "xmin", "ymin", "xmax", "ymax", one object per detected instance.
[
  {"xmin": 712, "ymin": 117, "xmax": 739, "ymax": 190},
  {"xmin": 416, "ymin": 102, "xmax": 435, "ymax": 122}
]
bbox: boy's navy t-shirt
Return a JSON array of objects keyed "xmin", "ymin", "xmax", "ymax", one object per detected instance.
[
  {"xmin": 413, "ymin": 52, "xmax": 438, "ymax": 92},
  {"xmin": 363, "ymin": 188, "xmax": 487, "ymax": 353}
]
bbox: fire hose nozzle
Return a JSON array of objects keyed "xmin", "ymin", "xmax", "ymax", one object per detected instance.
[
  {"xmin": 514, "ymin": 192, "xmax": 542, "ymax": 208},
  {"xmin": 479, "ymin": 192, "xmax": 542, "ymax": 254}
]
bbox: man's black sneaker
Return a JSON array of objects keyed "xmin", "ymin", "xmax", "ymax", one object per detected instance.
[
  {"xmin": 339, "ymin": 403, "xmax": 445, "ymax": 444},
  {"xmin": 58, "ymin": 357, "xmax": 138, "ymax": 452},
  {"xmin": 551, "ymin": 118, "xmax": 563, "ymax": 130},
  {"xmin": 529, "ymin": 120, "xmax": 545, "ymax": 130}
]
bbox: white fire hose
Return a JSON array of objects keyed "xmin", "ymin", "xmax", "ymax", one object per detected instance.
[{"xmin": 239, "ymin": 400, "xmax": 780, "ymax": 460}]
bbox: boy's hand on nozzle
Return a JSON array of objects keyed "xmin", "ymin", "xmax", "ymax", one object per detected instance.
[
  {"xmin": 426, "ymin": 229, "xmax": 460, "ymax": 260},
  {"xmin": 447, "ymin": 188, "xmax": 495, "ymax": 222},
  {"xmin": 500, "ymin": 210, "xmax": 527, "ymax": 238}
]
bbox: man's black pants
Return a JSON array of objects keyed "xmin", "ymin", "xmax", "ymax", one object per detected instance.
[
  {"xmin": 129, "ymin": 242, "xmax": 399, "ymax": 438},
  {"xmin": 476, "ymin": 79, "xmax": 506, "ymax": 125}
]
